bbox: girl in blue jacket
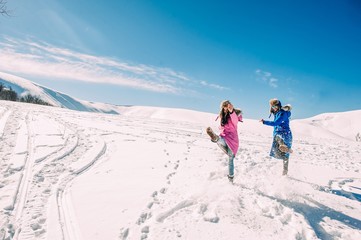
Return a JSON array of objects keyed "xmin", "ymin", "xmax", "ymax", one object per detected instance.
[{"xmin": 260, "ymin": 98, "xmax": 293, "ymax": 175}]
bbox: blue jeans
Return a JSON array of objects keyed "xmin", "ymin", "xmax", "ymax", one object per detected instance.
[{"xmin": 216, "ymin": 137, "xmax": 235, "ymax": 176}]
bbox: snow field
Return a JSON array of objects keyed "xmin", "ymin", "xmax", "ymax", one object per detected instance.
[{"xmin": 0, "ymin": 101, "xmax": 360, "ymax": 240}]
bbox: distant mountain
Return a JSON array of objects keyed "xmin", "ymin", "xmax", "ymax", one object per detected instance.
[
  {"xmin": 0, "ymin": 71, "xmax": 120, "ymax": 114},
  {"xmin": 0, "ymin": 71, "xmax": 215, "ymax": 122}
]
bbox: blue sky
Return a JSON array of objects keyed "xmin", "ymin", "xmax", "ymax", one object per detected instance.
[{"xmin": 1, "ymin": 0, "xmax": 360, "ymax": 119}]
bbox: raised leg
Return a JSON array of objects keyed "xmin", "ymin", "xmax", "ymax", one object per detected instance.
[
  {"xmin": 275, "ymin": 135, "xmax": 293, "ymax": 153},
  {"xmin": 206, "ymin": 127, "xmax": 219, "ymax": 142}
]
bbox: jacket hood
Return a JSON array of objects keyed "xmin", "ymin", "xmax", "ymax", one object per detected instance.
[{"xmin": 282, "ymin": 104, "xmax": 292, "ymax": 111}]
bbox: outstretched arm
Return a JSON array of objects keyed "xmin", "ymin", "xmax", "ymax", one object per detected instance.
[{"xmin": 262, "ymin": 112, "xmax": 285, "ymax": 126}]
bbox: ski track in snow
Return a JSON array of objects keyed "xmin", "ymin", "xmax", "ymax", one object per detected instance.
[
  {"xmin": 0, "ymin": 101, "xmax": 360, "ymax": 240},
  {"xmin": 0, "ymin": 103, "xmax": 108, "ymax": 240}
]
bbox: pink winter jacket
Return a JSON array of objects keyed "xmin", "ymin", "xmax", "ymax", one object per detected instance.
[{"xmin": 219, "ymin": 111, "xmax": 243, "ymax": 155}]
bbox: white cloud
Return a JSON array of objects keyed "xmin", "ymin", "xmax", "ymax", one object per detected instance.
[
  {"xmin": 0, "ymin": 37, "xmax": 227, "ymax": 94},
  {"xmin": 255, "ymin": 69, "xmax": 278, "ymax": 88},
  {"xmin": 269, "ymin": 78, "xmax": 278, "ymax": 88},
  {"xmin": 200, "ymin": 80, "xmax": 229, "ymax": 90}
]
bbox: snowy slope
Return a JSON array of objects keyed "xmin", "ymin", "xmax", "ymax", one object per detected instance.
[
  {"xmin": 0, "ymin": 101, "xmax": 360, "ymax": 240},
  {"xmin": 0, "ymin": 71, "xmax": 218, "ymax": 118},
  {"xmin": 0, "ymin": 71, "xmax": 118, "ymax": 113},
  {"xmin": 293, "ymin": 110, "xmax": 361, "ymax": 141}
]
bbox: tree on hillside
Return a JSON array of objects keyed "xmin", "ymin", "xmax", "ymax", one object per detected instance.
[
  {"xmin": 20, "ymin": 93, "xmax": 52, "ymax": 106},
  {"xmin": 1, "ymin": 0, "xmax": 10, "ymax": 16},
  {"xmin": 0, "ymin": 82, "xmax": 52, "ymax": 106},
  {"xmin": 0, "ymin": 86, "xmax": 18, "ymax": 101}
]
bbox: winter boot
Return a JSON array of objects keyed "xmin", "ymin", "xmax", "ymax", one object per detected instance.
[
  {"xmin": 279, "ymin": 145, "xmax": 293, "ymax": 153},
  {"xmin": 227, "ymin": 174, "xmax": 234, "ymax": 183},
  {"xmin": 206, "ymin": 127, "xmax": 219, "ymax": 143},
  {"xmin": 275, "ymin": 136, "xmax": 293, "ymax": 153}
]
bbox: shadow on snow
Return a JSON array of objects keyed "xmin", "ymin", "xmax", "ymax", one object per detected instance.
[
  {"xmin": 289, "ymin": 177, "xmax": 361, "ymax": 203},
  {"xmin": 260, "ymin": 193, "xmax": 361, "ymax": 240}
]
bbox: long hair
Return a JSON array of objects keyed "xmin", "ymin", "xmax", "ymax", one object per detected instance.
[{"xmin": 218, "ymin": 100, "xmax": 242, "ymax": 126}]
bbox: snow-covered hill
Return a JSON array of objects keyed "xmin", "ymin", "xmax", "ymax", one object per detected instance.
[
  {"xmin": 293, "ymin": 110, "xmax": 361, "ymax": 142},
  {"xmin": 0, "ymin": 71, "xmax": 120, "ymax": 114},
  {"xmin": 0, "ymin": 100, "xmax": 360, "ymax": 240},
  {"xmin": 0, "ymin": 71, "xmax": 220, "ymax": 120}
]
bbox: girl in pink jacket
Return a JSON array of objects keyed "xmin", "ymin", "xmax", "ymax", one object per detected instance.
[{"xmin": 207, "ymin": 100, "xmax": 243, "ymax": 182}]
